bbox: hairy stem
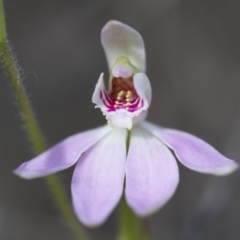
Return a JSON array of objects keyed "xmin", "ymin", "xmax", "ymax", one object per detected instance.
[{"xmin": 0, "ymin": 1, "xmax": 88, "ymax": 239}]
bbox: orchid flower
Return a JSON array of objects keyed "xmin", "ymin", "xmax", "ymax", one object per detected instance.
[{"xmin": 14, "ymin": 20, "xmax": 238, "ymax": 227}]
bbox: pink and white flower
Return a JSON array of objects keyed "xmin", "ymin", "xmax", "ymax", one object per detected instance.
[{"xmin": 14, "ymin": 20, "xmax": 238, "ymax": 227}]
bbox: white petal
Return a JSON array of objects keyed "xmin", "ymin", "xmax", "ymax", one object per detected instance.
[
  {"xmin": 142, "ymin": 121, "xmax": 239, "ymax": 176},
  {"xmin": 125, "ymin": 125, "xmax": 179, "ymax": 216},
  {"xmin": 133, "ymin": 73, "xmax": 152, "ymax": 107},
  {"xmin": 14, "ymin": 126, "xmax": 111, "ymax": 179},
  {"xmin": 101, "ymin": 20, "xmax": 146, "ymax": 72},
  {"xmin": 107, "ymin": 110, "xmax": 133, "ymax": 129},
  {"xmin": 92, "ymin": 73, "xmax": 106, "ymax": 110},
  {"xmin": 71, "ymin": 128, "xmax": 127, "ymax": 227}
]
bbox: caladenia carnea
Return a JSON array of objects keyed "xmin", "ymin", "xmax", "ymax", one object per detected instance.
[{"xmin": 15, "ymin": 20, "xmax": 238, "ymax": 228}]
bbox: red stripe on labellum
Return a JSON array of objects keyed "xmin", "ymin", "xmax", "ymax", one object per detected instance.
[{"xmin": 100, "ymin": 76, "xmax": 144, "ymax": 113}]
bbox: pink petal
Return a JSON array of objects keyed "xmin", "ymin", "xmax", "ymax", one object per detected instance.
[
  {"xmin": 142, "ymin": 122, "xmax": 239, "ymax": 175},
  {"xmin": 101, "ymin": 20, "xmax": 146, "ymax": 72},
  {"xmin": 14, "ymin": 126, "xmax": 111, "ymax": 179},
  {"xmin": 125, "ymin": 125, "xmax": 179, "ymax": 216},
  {"xmin": 71, "ymin": 128, "xmax": 127, "ymax": 227}
]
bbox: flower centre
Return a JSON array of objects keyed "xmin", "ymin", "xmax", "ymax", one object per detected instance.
[
  {"xmin": 111, "ymin": 76, "xmax": 138, "ymax": 109},
  {"xmin": 100, "ymin": 75, "xmax": 143, "ymax": 113}
]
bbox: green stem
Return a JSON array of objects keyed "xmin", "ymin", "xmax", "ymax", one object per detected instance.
[
  {"xmin": 46, "ymin": 175, "xmax": 89, "ymax": 240},
  {"xmin": 117, "ymin": 130, "xmax": 151, "ymax": 240},
  {"xmin": 117, "ymin": 197, "xmax": 151, "ymax": 240},
  {"xmin": 0, "ymin": 1, "xmax": 88, "ymax": 239}
]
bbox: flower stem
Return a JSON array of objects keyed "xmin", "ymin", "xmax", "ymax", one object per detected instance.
[
  {"xmin": 46, "ymin": 174, "xmax": 89, "ymax": 240},
  {"xmin": 0, "ymin": 1, "xmax": 88, "ymax": 239},
  {"xmin": 117, "ymin": 197, "xmax": 151, "ymax": 240},
  {"xmin": 118, "ymin": 130, "xmax": 151, "ymax": 240}
]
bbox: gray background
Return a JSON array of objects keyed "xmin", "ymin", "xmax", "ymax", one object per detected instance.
[{"xmin": 0, "ymin": 0, "xmax": 240, "ymax": 239}]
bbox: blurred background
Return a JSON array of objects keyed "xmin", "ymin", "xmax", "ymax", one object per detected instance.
[{"xmin": 0, "ymin": 0, "xmax": 240, "ymax": 239}]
